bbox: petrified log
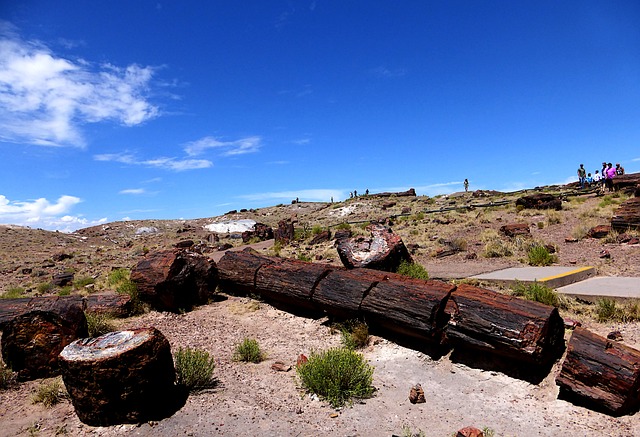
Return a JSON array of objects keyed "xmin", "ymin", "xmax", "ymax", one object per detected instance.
[
  {"xmin": 370, "ymin": 188, "xmax": 417, "ymax": 198},
  {"xmin": 516, "ymin": 193, "xmax": 562, "ymax": 210},
  {"xmin": 59, "ymin": 328, "xmax": 178, "ymax": 426},
  {"xmin": 587, "ymin": 224, "xmax": 612, "ymax": 238},
  {"xmin": 611, "ymin": 197, "xmax": 640, "ymax": 231},
  {"xmin": 612, "ymin": 172, "xmax": 640, "ymax": 194},
  {"xmin": 500, "ymin": 223, "xmax": 530, "ymax": 237},
  {"xmin": 309, "ymin": 230, "xmax": 331, "ymax": 245},
  {"xmin": 217, "ymin": 249, "xmax": 274, "ymax": 294},
  {"xmin": 336, "ymin": 224, "xmax": 412, "ymax": 272},
  {"xmin": 84, "ymin": 292, "xmax": 132, "ymax": 318},
  {"xmin": 274, "ymin": 218, "xmax": 295, "ymax": 244},
  {"xmin": 556, "ymin": 327, "xmax": 640, "ymax": 416},
  {"xmin": 255, "ymin": 257, "xmax": 333, "ymax": 311},
  {"xmin": 241, "ymin": 223, "xmax": 274, "ymax": 243},
  {"xmin": 1, "ymin": 306, "xmax": 87, "ymax": 380},
  {"xmin": 444, "ymin": 284, "xmax": 565, "ymax": 366},
  {"xmin": 52, "ymin": 272, "xmax": 74, "ymax": 286},
  {"xmin": 130, "ymin": 249, "xmax": 217, "ymax": 313},
  {"xmin": 313, "ymin": 268, "xmax": 389, "ymax": 319},
  {"xmin": 361, "ymin": 275, "xmax": 455, "ymax": 342}
]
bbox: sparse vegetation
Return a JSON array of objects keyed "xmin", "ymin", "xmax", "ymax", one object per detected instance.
[
  {"xmin": 545, "ymin": 210, "xmax": 562, "ymax": 225},
  {"xmin": 527, "ymin": 245, "xmax": 557, "ymax": 266},
  {"xmin": 337, "ymin": 320, "xmax": 369, "ymax": 350},
  {"xmin": 108, "ymin": 268, "xmax": 143, "ymax": 314},
  {"xmin": 296, "ymin": 347, "xmax": 374, "ymax": 408},
  {"xmin": 73, "ymin": 275, "xmax": 95, "ymax": 289},
  {"xmin": 396, "ymin": 260, "xmax": 429, "ymax": 280},
  {"xmin": 57, "ymin": 286, "xmax": 72, "ymax": 296},
  {"xmin": 85, "ymin": 311, "xmax": 116, "ymax": 337},
  {"xmin": 1, "ymin": 286, "xmax": 25, "ymax": 299},
  {"xmin": 595, "ymin": 298, "xmax": 640, "ymax": 323},
  {"xmin": 297, "ymin": 252, "xmax": 312, "ymax": 262},
  {"xmin": 174, "ymin": 347, "xmax": 216, "ymax": 391},
  {"xmin": 511, "ymin": 281, "xmax": 560, "ymax": 307},
  {"xmin": 233, "ymin": 338, "xmax": 265, "ymax": 363},
  {"xmin": 36, "ymin": 282, "xmax": 54, "ymax": 294},
  {"xmin": 0, "ymin": 362, "xmax": 15, "ymax": 390},
  {"xmin": 400, "ymin": 424, "xmax": 426, "ymax": 437},
  {"xmin": 32, "ymin": 378, "xmax": 67, "ymax": 408}
]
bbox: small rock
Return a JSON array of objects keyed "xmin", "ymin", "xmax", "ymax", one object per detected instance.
[
  {"xmin": 408, "ymin": 383, "xmax": 426, "ymax": 404},
  {"xmin": 607, "ymin": 330, "xmax": 623, "ymax": 341},
  {"xmin": 599, "ymin": 249, "xmax": 611, "ymax": 259},
  {"xmin": 456, "ymin": 427, "xmax": 485, "ymax": 437},
  {"xmin": 296, "ymin": 354, "xmax": 308, "ymax": 368},
  {"xmin": 564, "ymin": 319, "xmax": 582, "ymax": 330},
  {"xmin": 271, "ymin": 361, "xmax": 291, "ymax": 372},
  {"xmin": 329, "ymin": 413, "xmax": 339, "ymax": 418},
  {"xmin": 465, "ymin": 252, "xmax": 477, "ymax": 260},
  {"xmin": 565, "ymin": 237, "xmax": 579, "ymax": 243},
  {"xmin": 588, "ymin": 225, "xmax": 611, "ymax": 239}
]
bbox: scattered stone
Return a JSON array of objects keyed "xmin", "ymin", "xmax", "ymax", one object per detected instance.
[
  {"xmin": 564, "ymin": 319, "xmax": 582, "ymax": 330},
  {"xmin": 406, "ymin": 243, "xmax": 420, "ymax": 254},
  {"xmin": 565, "ymin": 237, "xmax": 579, "ymax": 243},
  {"xmin": 174, "ymin": 240, "xmax": 194, "ymax": 248},
  {"xmin": 401, "ymin": 207, "xmax": 411, "ymax": 214},
  {"xmin": 216, "ymin": 243, "xmax": 233, "ymax": 251},
  {"xmin": 599, "ymin": 250, "xmax": 611, "ymax": 259},
  {"xmin": 630, "ymin": 237, "xmax": 640, "ymax": 245},
  {"xmin": 456, "ymin": 427, "xmax": 485, "ymax": 437},
  {"xmin": 607, "ymin": 331, "xmax": 623, "ymax": 342},
  {"xmin": 333, "ymin": 229, "xmax": 352, "ymax": 241},
  {"xmin": 52, "ymin": 272, "xmax": 74, "ymax": 287},
  {"xmin": 381, "ymin": 201, "xmax": 396, "ymax": 210},
  {"xmin": 408, "ymin": 383, "xmax": 425, "ymax": 404},
  {"xmin": 241, "ymin": 223, "xmax": 274, "ymax": 243},
  {"xmin": 296, "ymin": 354, "xmax": 308, "ymax": 368},
  {"xmin": 270, "ymin": 361, "xmax": 291, "ymax": 372},
  {"xmin": 433, "ymin": 217, "xmax": 451, "ymax": 225},
  {"xmin": 309, "ymin": 230, "xmax": 331, "ymax": 245},
  {"xmin": 52, "ymin": 252, "xmax": 73, "ymax": 262},
  {"xmin": 516, "ymin": 193, "xmax": 562, "ymax": 210},
  {"xmin": 500, "ymin": 223, "xmax": 530, "ymax": 237},
  {"xmin": 587, "ymin": 225, "xmax": 612, "ymax": 239},
  {"xmin": 465, "ymin": 252, "xmax": 478, "ymax": 260}
]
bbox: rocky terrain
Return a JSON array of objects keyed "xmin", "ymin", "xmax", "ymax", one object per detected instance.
[{"xmin": 1, "ymin": 185, "xmax": 640, "ymax": 436}]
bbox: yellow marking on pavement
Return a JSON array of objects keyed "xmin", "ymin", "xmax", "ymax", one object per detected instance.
[{"xmin": 539, "ymin": 266, "xmax": 594, "ymax": 283}]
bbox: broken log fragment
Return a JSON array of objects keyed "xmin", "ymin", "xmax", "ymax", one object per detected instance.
[
  {"xmin": 515, "ymin": 193, "xmax": 562, "ymax": 210},
  {"xmin": 445, "ymin": 284, "xmax": 565, "ymax": 367},
  {"xmin": 556, "ymin": 327, "xmax": 640, "ymax": 416},
  {"xmin": 361, "ymin": 275, "xmax": 455, "ymax": 342},
  {"xmin": 1, "ymin": 307, "xmax": 87, "ymax": 380},
  {"xmin": 0, "ymin": 295, "xmax": 85, "ymax": 330},
  {"xmin": 336, "ymin": 224, "xmax": 412, "ymax": 272},
  {"xmin": 130, "ymin": 249, "xmax": 217, "ymax": 313},
  {"xmin": 611, "ymin": 197, "xmax": 640, "ymax": 232},
  {"xmin": 84, "ymin": 292, "xmax": 132, "ymax": 318},
  {"xmin": 59, "ymin": 327, "xmax": 180, "ymax": 426}
]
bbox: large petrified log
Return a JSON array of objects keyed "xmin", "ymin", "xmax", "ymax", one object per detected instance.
[
  {"xmin": 59, "ymin": 327, "xmax": 179, "ymax": 426},
  {"xmin": 369, "ymin": 188, "xmax": 417, "ymax": 198},
  {"xmin": 336, "ymin": 224, "xmax": 412, "ymax": 271},
  {"xmin": 612, "ymin": 172, "xmax": 640, "ymax": 194},
  {"xmin": 241, "ymin": 222, "xmax": 274, "ymax": 243},
  {"xmin": 611, "ymin": 197, "xmax": 640, "ymax": 231},
  {"xmin": 444, "ymin": 284, "xmax": 565, "ymax": 366},
  {"xmin": 1, "ymin": 305, "xmax": 87, "ymax": 380},
  {"xmin": 556, "ymin": 327, "xmax": 640, "ymax": 416},
  {"xmin": 515, "ymin": 193, "xmax": 562, "ymax": 210},
  {"xmin": 0, "ymin": 294, "xmax": 131, "ymax": 330},
  {"xmin": 274, "ymin": 218, "xmax": 295, "ymax": 244},
  {"xmin": 130, "ymin": 249, "xmax": 217, "ymax": 313},
  {"xmin": 361, "ymin": 275, "xmax": 455, "ymax": 342},
  {"xmin": 216, "ymin": 249, "xmax": 274, "ymax": 294}
]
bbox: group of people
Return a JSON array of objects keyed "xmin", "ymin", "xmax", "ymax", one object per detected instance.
[{"xmin": 577, "ymin": 162, "xmax": 625, "ymax": 192}]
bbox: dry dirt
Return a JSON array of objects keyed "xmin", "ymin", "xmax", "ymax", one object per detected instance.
[{"xmin": 1, "ymin": 187, "xmax": 640, "ymax": 436}]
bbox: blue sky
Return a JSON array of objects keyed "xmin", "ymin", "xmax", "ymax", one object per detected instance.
[{"xmin": 1, "ymin": 1, "xmax": 639, "ymax": 231}]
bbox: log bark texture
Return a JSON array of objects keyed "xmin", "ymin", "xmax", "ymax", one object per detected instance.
[
  {"xmin": 556, "ymin": 327, "xmax": 640, "ymax": 416},
  {"xmin": 612, "ymin": 172, "xmax": 640, "ymax": 194},
  {"xmin": 59, "ymin": 327, "xmax": 177, "ymax": 426},
  {"xmin": 1, "ymin": 306, "xmax": 87, "ymax": 380},
  {"xmin": 444, "ymin": 284, "xmax": 565, "ymax": 365},
  {"xmin": 130, "ymin": 249, "xmax": 217, "ymax": 312},
  {"xmin": 217, "ymin": 249, "xmax": 274, "ymax": 294},
  {"xmin": 336, "ymin": 224, "xmax": 412, "ymax": 271},
  {"xmin": 611, "ymin": 197, "xmax": 640, "ymax": 231}
]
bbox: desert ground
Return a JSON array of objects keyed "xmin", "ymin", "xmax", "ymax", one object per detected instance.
[{"xmin": 1, "ymin": 186, "xmax": 639, "ymax": 436}]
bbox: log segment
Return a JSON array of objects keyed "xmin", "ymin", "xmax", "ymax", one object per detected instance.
[
  {"xmin": 556, "ymin": 327, "xmax": 640, "ymax": 416},
  {"xmin": 515, "ymin": 193, "xmax": 562, "ymax": 210},
  {"xmin": 216, "ymin": 249, "xmax": 275, "ymax": 294},
  {"xmin": 1, "ymin": 305, "xmax": 87, "ymax": 380},
  {"xmin": 130, "ymin": 249, "xmax": 217, "ymax": 312},
  {"xmin": 336, "ymin": 224, "xmax": 412, "ymax": 272},
  {"xmin": 612, "ymin": 172, "xmax": 640, "ymax": 194},
  {"xmin": 59, "ymin": 327, "xmax": 178, "ymax": 426},
  {"xmin": 611, "ymin": 197, "xmax": 640, "ymax": 232},
  {"xmin": 444, "ymin": 284, "xmax": 565, "ymax": 366}
]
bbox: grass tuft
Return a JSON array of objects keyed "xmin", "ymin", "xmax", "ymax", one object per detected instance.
[
  {"xmin": 511, "ymin": 281, "xmax": 560, "ymax": 307},
  {"xmin": 174, "ymin": 347, "xmax": 216, "ymax": 391},
  {"xmin": 0, "ymin": 363, "xmax": 15, "ymax": 390},
  {"xmin": 395, "ymin": 260, "xmax": 429, "ymax": 280},
  {"xmin": 336, "ymin": 320, "xmax": 369, "ymax": 350},
  {"xmin": 526, "ymin": 245, "xmax": 557, "ymax": 266},
  {"xmin": 1, "ymin": 286, "xmax": 25, "ymax": 299},
  {"xmin": 297, "ymin": 347, "xmax": 374, "ymax": 408},
  {"xmin": 32, "ymin": 378, "xmax": 67, "ymax": 408},
  {"xmin": 85, "ymin": 312, "xmax": 116, "ymax": 338},
  {"xmin": 233, "ymin": 338, "xmax": 265, "ymax": 363}
]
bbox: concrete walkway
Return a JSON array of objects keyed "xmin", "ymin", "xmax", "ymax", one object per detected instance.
[
  {"xmin": 556, "ymin": 277, "xmax": 640, "ymax": 302},
  {"xmin": 471, "ymin": 266, "xmax": 595, "ymax": 288}
]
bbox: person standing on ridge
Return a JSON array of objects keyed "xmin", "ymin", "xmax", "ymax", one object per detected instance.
[
  {"xmin": 605, "ymin": 162, "xmax": 616, "ymax": 192},
  {"xmin": 616, "ymin": 163, "xmax": 625, "ymax": 175},
  {"xmin": 464, "ymin": 179, "xmax": 469, "ymax": 192},
  {"xmin": 577, "ymin": 164, "xmax": 586, "ymax": 189}
]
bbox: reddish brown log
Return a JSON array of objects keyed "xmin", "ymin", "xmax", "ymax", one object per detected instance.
[
  {"xmin": 611, "ymin": 197, "xmax": 640, "ymax": 231},
  {"xmin": 59, "ymin": 327, "xmax": 178, "ymax": 426},
  {"xmin": 336, "ymin": 224, "xmax": 412, "ymax": 272},
  {"xmin": 312, "ymin": 268, "xmax": 389, "ymax": 319},
  {"xmin": 444, "ymin": 284, "xmax": 565, "ymax": 365},
  {"xmin": 1, "ymin": 306, "xmax": 87, "ymax": 380},
  {"xmin": 556, "ymin": 327, "xmax": 640, "ymax": 416},
  {"xmin": 84, "ymin": 292, "xmax": 132, "ymax": 317},
  {"xmin": 255, "ymin": 257, "xmax": 333, "ymax": 311},
  {"xmin": 516, "ymin": 193, "xmax": 562, "ymax": 210},
  {"xmin": 612, "ymin": 172, "xmax": 640, "ymax": 194},
  {"xmin": 369, "ymin": 188, "xmax": 417, "ymax": 198},
  {"xmin": 130, "ymin": 249, "xmax": 217, "ymax": 312},
  {"xmin": 361, "ymin": 275, "xmax": 455, "ymax": 341},
  {"xmin": 217, "ymin": 249, "xmax": 274, "ymax": 294},
  {"xmin": 499, "ymin": 223, "xmax": 530, "ymax": 237}
]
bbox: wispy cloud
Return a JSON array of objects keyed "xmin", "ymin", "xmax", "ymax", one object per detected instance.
[
  {"xmin": 183, "ymin": 136, "xmax": 261, "ymax": 157},
  {"xmin": 119, "ymin": 188, "xmax": 146, "ymax": 195},
  {"xmin": 238, "ymin": 188, "xmax": 344, "ymax": 203},
  {"xmin": 292, "ymin": 138, "xmax": 311, "ymax": 145},
  {"xmin": 371, "ymin": 66, "xmax": 407, "ymax": 78},
  {"xmin": 0, "ymin": 194, "xmax": 106, "ymax": 232},
  {"xmin": 0, "ymin": 22, "xmax": 158, "ymax": 147},
  {"xmin": 94, "ymin": 152, "xmax": 212, "ymax": 171}
]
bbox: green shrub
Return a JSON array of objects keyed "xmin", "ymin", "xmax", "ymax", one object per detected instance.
[
  {"xmin": 1, "ymin": 286, "xmax": 25, "ymax": 299},
  {"xmin": 0, "ymin": 363, "xmax": 15, "ymax": 390},
  {"xmin": 272, "ymin": 240, "xmax": 283, "ymax": 257},
  {"xmin": 311, "ymin": 225, "xmax": 324, "ymax": 235},
  {"xmin": 482, "ymin": 239, "xmax": 513, "ymax": 258},
  {"xmin": 233, "ymin": 338, "xmax": 264, "ymax": 363},
  {"xmin": 57, "ymin": 286, "xmax": 72, "ymax": 297},
  {"xmin": 108, "ymin": 269, "xmax": 143, "ymax": 314},
  {"xmin": 32, "ymin": 378, "xmax": 66, "ymax": 407},
  {"xmin": 596, "ymin": 298, "xmax": 618, "ymax": 322},
  {"xmin": 73, "ymin": 276, "xmax": 95, "ymax": 289},
  {"xmin": 85, "ymin": 312, "xmax": 116, "ymax": 338},
  {"xmin": 297, "ymin": 347, "xmax": 374, "ymax": 408},
  {"xmin": 36, "ymin": 282, "xmax": 54, "ymax": 294},
  {"xmin": 335, "ymin": 223, "xmax": 351, "ymax": 230},
  {"xmin": 511, "ymin": 282, "xmax": 559, "ymax": 307},
  {"xmin": 527, "ymin": 245, "xmax": 557, "ymax": 266},
  {"xmin": 297, "ymin": 253, "xmax": 312, "ymax": 262},
  {"xmin": 395, "ymin": 260, "xmax": 429, "ymax": 280},
  {"xmin": 174, "ymin": 347, "xmax": 216, "ymax": 391},
  {"xmin": 108, "ymin": 268, "xmax": 130, "ymax": 285},
  {"xmin": 337, "ymin": 320, "xmax": 369, "ymax": 350}
]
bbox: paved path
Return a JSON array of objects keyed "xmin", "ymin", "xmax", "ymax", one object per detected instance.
[
  {"xmin": 471, "ymin": 266, "xmax": 595, "ymax": 288},
  {"xmin": 556, "ymin": 277, "xmax": 640, "ymax": 302}
]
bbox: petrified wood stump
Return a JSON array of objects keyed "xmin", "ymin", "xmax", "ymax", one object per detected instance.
[
  {"xmin": 59, "ymin": 327, "xmax": 178, "ymax": 426},
  {"xmin": 1, "ymin": 307, "xmax": 87, "ymax": 380},
  {"xmin": 556, "ymin": 327, "xmax": 640, "ymax": 416},
  {"xmin": 445, "ymin": 284, "xmax": 565, "ymax": 366},
  {"xmin": 130, "ymin": 249, "xmax": 217, "ymax": 312},
  {"xmin": 336, "ymin": 224, "xmax": 412, "ymax": 272}
]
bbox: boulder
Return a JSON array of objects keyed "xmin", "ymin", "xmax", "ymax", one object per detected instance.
[
  {"xmin": 409, "ymin": 383, "xmax": 425, "ymax": 404},
  {"xmin": 130, "ymin": 249, "xmax": 217, "ymax": 313},
  {"xmin": 241, "ymin": 223, "xmax": 274, "ymax": 243},
  {"xmin": 587, "ymin": 225, "xmax": 612, "ymax": 239},
  {"xmin": 59, "ymin": 328, "xmax": 180, "ymax": 426},
  {"xmin": 500, "ymin": 223, "xmax": 530, "ymax": 237},
  {"xmin": 516, "ymin": 193, "xmax": 562, "ymax": 210},
  {"xmin": 1, "ymin": 306, "xmax": 87, "ymax": 380},
  {"xmin": 309, "ymin": 230, "xmax": 331, "ymax": 245},
  {"xmin": 52, "ymin": 272, "xmax": 74, "ymax": 287},
  {"xmin": 336, "ymin": 224, "xmax": 412, "ymax": 272},
  {"xmin": 274, "ymin": 218, "xmax": 295, "ymax": 244}
]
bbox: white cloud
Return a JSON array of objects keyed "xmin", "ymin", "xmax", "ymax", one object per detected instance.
[
  {"xmin": 239, "ymin": 188, "xmax": 345, "ymax": 203},
  {"xmin": 184, "ymin": 136, "xmax": 261, "ymax": 157},
  {"xmin": 371, "ymin": 66, "xmax": 407, "ymax": 78},
  {"xmin": 94, "ymin": 152, "xmax": 212, "ymax": 171},
  {"xmin": 119, "ymin": 188, "xmax": 145, "ymax": 195},
  {"xmin": 0, "ymin": 194, "xmax": 105, "ymax": 232},
  {"xmin": 0, "ymin": 23, "xmax": 158, "ymax": 147}
]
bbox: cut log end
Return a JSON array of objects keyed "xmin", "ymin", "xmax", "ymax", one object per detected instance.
[{"xmin": 60, "ymin": 329, "xmax": 153, "ymax": 362}]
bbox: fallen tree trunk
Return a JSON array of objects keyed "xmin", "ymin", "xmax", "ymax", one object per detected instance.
[
  {"xmin": 216, "ymin": 249, "xmax": 275, "ymax": 294},
  {"xmin": 611, "ymin": 197, "xmax": 640, "ymax": 232},
  {"xmin": 612, "ymin": 172, "xmax": 640, "ymax": 194},
  {"xmin": 59, "ymin": 328, "xmax": 179, "ymax": 426},
  {"xmin": 556, "ymin": 327, "xmax": 640, "ymax": 416},
  {"xmin": 444, "ymin": 284, "xmax": 565, "ymax": 366},
  {"xmin": 361, "ymin": 276, "xmax": 454, "ymax": 342}
]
